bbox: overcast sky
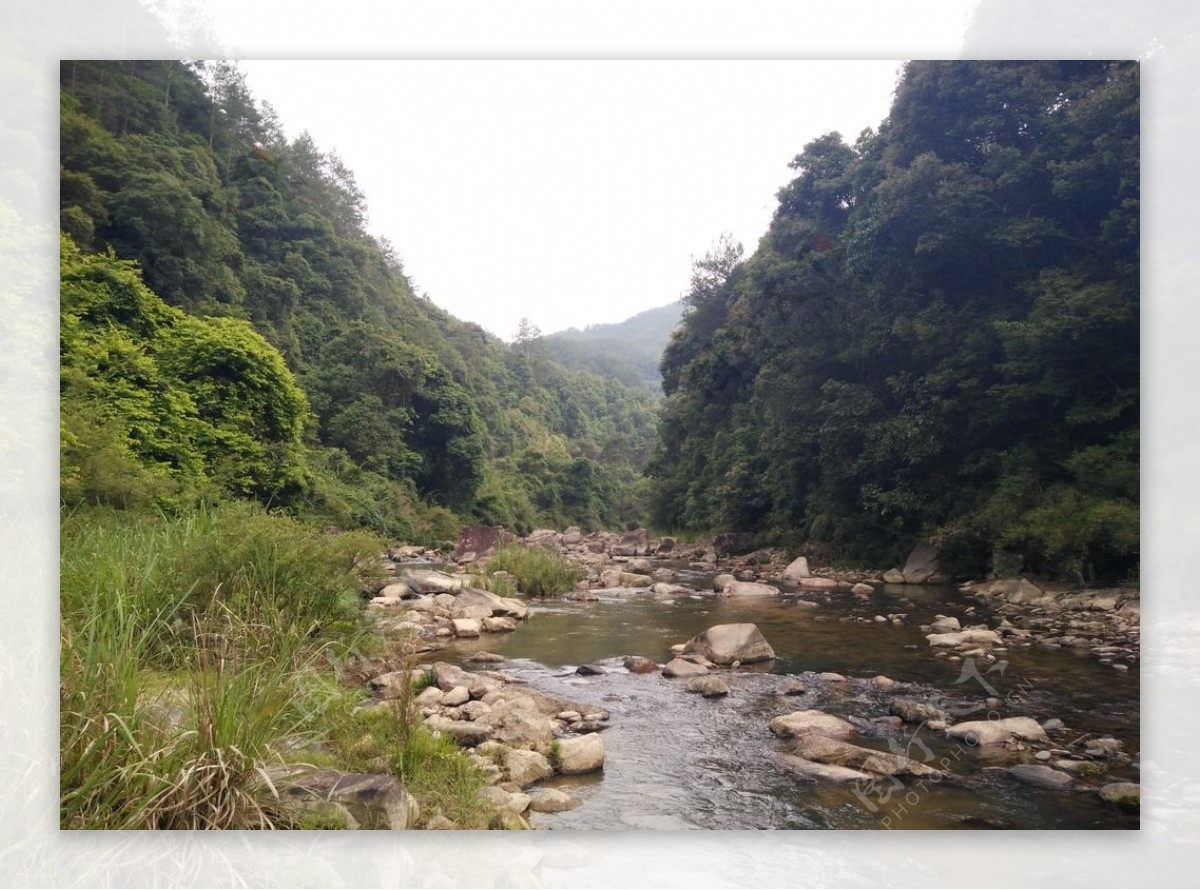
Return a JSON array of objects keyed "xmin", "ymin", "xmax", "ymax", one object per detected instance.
[
  {"xmin": 229, "ymin": 60, "xmax": 899, "ymax": 338},
  {"xmin": 190, "ymin": 10, "xmax": 975, "ymax": 339}
]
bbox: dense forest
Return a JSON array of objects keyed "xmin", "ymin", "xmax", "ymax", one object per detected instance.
[
  {"xmin": 59, "ymin": 60, "xmax": 657, "ymax": 538},
  {"xmin": 540, "ymin": 301, "xmax": 684, "ymax": 395},
  {"xmin": 648, "ymin": 61, "xmax": 1139, "ymax": 583}
]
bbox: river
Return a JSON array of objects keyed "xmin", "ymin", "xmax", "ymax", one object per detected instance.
[{"xmin": 431, "ymin": 570, "xmax": 1139, "ymax": 829}]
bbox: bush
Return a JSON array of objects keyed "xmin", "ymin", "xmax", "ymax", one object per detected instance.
[
  {"xmin": 483, "ymin": 544, "xmax": 583, "ymax": 597},
  {"xmin": 59, "ymin": 503, "xmax": 384, "ymax": 829}
]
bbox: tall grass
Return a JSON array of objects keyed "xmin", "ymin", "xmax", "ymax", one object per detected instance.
[
  {"xmin": 483, "ymin": 544, "xmax": 583, "ymax": 597},
  {"xmin": 59, "ymin": 503, "xmax": 382, "ymax": 829}
]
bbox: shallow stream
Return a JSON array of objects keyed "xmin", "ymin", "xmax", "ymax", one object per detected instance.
[{"xmin": 436, "ymin": 574, "xmax": 1139, "ymax": 829}]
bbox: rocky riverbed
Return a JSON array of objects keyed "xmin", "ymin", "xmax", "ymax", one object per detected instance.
[{"xmin": 351, "ymin": 526, "xmax": 1139, "ymax": 829}]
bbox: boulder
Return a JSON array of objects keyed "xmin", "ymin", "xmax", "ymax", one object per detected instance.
[
  {"xmin": 788, "ymin": 734, "xmax": 939, "ymax": 777},
  {"xmin": 781, "ymin": 556, "xmax": 811, "ymax": 580},
  {"xmin": 528, "ymin": 788, "xmax": 581, "ymax": 813},
  {"xmin": 798, "ymin": 577, "xmax": 841, "ymax": 589},
  {"xmin": 929, "ymin": 616, "xmax": 961, "ymax": 633},
  {"xmin": 612, "ymin": 528, "xmax": 649, "ymax": 557},
  {"xmin": 651, "ymin": 582, "xmax": 692, "ymax": 596},
  {"xmin": 501, "ymin": 747, "xmax": 554, "ymax": 788},
  {"xmin": 902, "ymin": 542, "xmax": 939, "ymax": 583},
  {"xmin": 483, "ymin": 616, "xmax": 519, "ymax": 633},
  {"xmin": 926, "ymin": 628, "xmax": 1002, "ymax": 648},
  {"xmin": 561, "ymin": 526, "xmax": 583, "ymax": 546},
  {"xmin": 401, "ymin": 569, "xmax": 463, "ymax": 595},
  {"xmin": 441, "ymin": 685, "xmax": 470, "ymax": 707},
  {"xmin": 478, "ymin": 696, "xmax": 556, "ymax": 751},
  {"xmin": 432, "ymin": 662, "xmax": 500, "ymax": 698},
  {"xmin": 883, "ymin": 568, "xmax": 906, "ymax": 584},
  {"xmin": 683, "ymin": 623, "xmax": 775, "ymax": 665},
  {"xmin": 557, "ymin": 733, "xmax": 605, "ymax": 774},
  {"xmin": 430, "ymin": 719, "xmax": 493, "ymax": 747},
  {"xmin": 662, "ymin": 657, "xmax": 710, "ymax": 678},
  {"xmin": 656, "ymin": 536, "xmax": 677, "ymax": 554},
  {"xmin": 889, "ymin": 697, "xmax": 949, "ymax": 725},
  {"xmin": 576, "ymin": 664, "xmax": 607, "ymax": 676},
  {"xmin": 769, "ymin": 709, "xmax": 856, "ymax": 740},
  {"xmin": 623, "ymin": 655, "xmax": 660, "ymax": 674},
  {"xmin": 524, "ymin": 529, "xmax": 560, "ymax": 547},
  {"xmin": 720, "ymin": 580, "xmax": 780, "ymax": 597},
  {"xmin": 1008, "ymin": 764, "xmax": 1075, "ymax": 791},
  {"xmin": 452, "ymin": 618, "xmax": 482, "ymax": 638},
  {"xmin": 600, "ymin": 568, "xmax": 653, "ymax": 588},
  {"xmin": 415, "ymin": 686, "xmax": 445, "ymax": 706},
  {"xmin": 777, "ymin": 753, "xmax": 871, "ymax": 783},
  {"xmin": 851, "ymin": 582, "xmax": 875, "ymax": 595},
  {"xmin": 494, "ymin": 597, "xmax": 528, "ymax": 619},
  {"xmin": 264, "ymin": 767, "xmax": 419, "ymax": 830},
  {"xmin": 1098, "ymin": 782, "xmax": 1140, "ymax": 809},
  {"xmin": 946, "ymin": 716, "xmax": 1047, "ymax": 746},
  {"xmin": 713, "ymin": 573, "xmax": 737, "ymax": 593},
  {"xmin": 480, "ymin": 785, "xmax": 532, "ymax": 816},
  {"xmin": 376, "ymin": 581, "xmax": 416, "ymax": 599},
  {"xmin": 685, "ymin": 676, "xmax": 731, "ymax": 697}
]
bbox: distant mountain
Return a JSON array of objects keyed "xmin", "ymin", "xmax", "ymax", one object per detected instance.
[{"xmin": 541, "ymin": 301, "xmax": 684, "ymax": 395}]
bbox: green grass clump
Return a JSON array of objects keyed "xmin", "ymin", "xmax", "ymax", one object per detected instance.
[
  {"xmin": 483, "ymin": 544, "xmax": 583, "ymax": 597},
  {"xmin": 59, "ymin": 503, "xmax": 384, "ymax": 829}
]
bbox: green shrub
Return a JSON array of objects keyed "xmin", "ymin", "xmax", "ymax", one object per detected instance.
[
  {"xmin": 483, "ymin": 544, "xmax": 583, "ymax": 597},
  {"xmin": 59, "ymin": 503, "xmax": 383, "ymax": 829}
]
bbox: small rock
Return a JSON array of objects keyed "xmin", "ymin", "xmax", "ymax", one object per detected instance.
[
  {"xmin": 817, "ymin": 672, "xmax": 848, "ymax": 683},
  {"xmin": 851, "ymin": 583, "xmax": 874, "ymax": 595},
  {"xmin": 662, "ymin": 657, "xmax": 710, "ymax": 678},
  {"xmin": 557, "ymin": 733, "xmax": 605, "ymax": 774},
  {"xmin": 685, "ymin": 676, "xmax": 731, "ymax": 698},
  {"xmin": 1042, "ymin": 718, "xmax": 1065, "ymax": 732},
  {"xmin": 468, "ymin": 651, "xmax": 506, "ymax": 663},
  {"xmin": 528, "ymin": 788, "xmax": 581, "ymax": 813},
  {"xmin": 1009, "ymin": 764, "xmax": 1074, "ymax": 790},
  {"xmin": 623, "ymin": 655, "xmax": 660, "ymax": 673},
  {"xmin": 441, "ymin": 686, "xmax": 471, "ymax": 707},
  {"xmin": 872, "ymin": 675, "xmax": 896, "ymax": 689},
  {"xmin": 1098, "ymin": 782, "xmax": 1139, "ymax": 809},
  {"xmin": 576, "ymin": 664, "xmax": 607, "ymax": 676},
  {"xmin": 781, "ymin": 680, "xmax": 808, "ymax": 696},
  {"xmin": 769, "ymin": 709, "xmax": 856, "ymax": 740}
]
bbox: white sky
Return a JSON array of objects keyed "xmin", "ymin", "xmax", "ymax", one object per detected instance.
[{"xmin": 189, "ymin": 6, "xmax": 975, "ymax": 339}]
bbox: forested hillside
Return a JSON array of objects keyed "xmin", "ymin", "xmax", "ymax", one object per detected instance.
[
  {"xmin": 648, "ymin": 61, "xmax": 1139, "ymax": 582},
  {"xmin": 59, "ymin": 60, "xmax": 657, "ymax": 537},
  {"xmin": 540, "ymin": 301, "xmax": 684, "ymax": 394}
]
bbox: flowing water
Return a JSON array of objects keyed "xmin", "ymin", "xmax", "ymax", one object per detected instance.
[{"xmin": 436, "ymin": 574, "xmax": 1139, "ymax": 830}]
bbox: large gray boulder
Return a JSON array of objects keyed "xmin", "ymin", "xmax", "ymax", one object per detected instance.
[
  {"xmin": 662, "ymin": 657, "xmax": 710, "ymax": 678},
  {"xmin": 719, "ymin": 581, "xmax": 780, "ymax": 597},
  {"xmin": 902, "ymin": 542, "xmax": 939, "ymax": 583},
  {"xmin": 683, "ymin": 623, "xmax": 775, "ymax": 665},
  {"xmin": 557, "ymin": 733, "xmax": 605, "ymax": 774},
  {"xmin": 777, "ymin": 753, "xmax": 870, "ymax": 783},
  {"xmin": 926, "ymin": 628, "xmax": 1002, "ymax": 648},
  {"xmin": 769, "ymin": 710, "xmax": 856, "ymax": 740},
  {"xmin": 781, "ymin": 556, "xmax": 811, "ymax": 580},
  {"xmin": 612, "ymin": 528, "xmax": 649, "ymax": 557},
  {"xmin": 478, "ymin": 695, "xmax": 556, "ymax": 751},
  {"xmin": 946, "ymin": 716, "xmax": 1047, "ymax": 746},
  {"xmin": 788, "ymin": 734, "xmax": 939, "ymax": 777},
  {"xmin": 1008, "ymin": 764, "xmax": 1075, "ymax": 790},
  {"xmin": 401, "ymin": 569, "xmax": 463, "ymax": 595}
]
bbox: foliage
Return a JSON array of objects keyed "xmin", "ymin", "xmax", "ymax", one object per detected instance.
[
  {"xmin": 483, "ymin": 543, "xmax": 584, "ymax": 597},
  {"xmin": 60, "ymin": 60, "xmax": 658, "ymax": 532},
  {"xmin": 648, "ymin": 61, "xmax": 1139, "ymax": 581},
  {"xmin": 59, "ymin": 503, "xmax": 384, "ymax": 829}
]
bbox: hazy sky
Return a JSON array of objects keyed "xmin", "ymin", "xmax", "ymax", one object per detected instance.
[
  {"xmin": 190, "ymin": 8, "xmax": 975, "ymax": 339},
  {"xmin": 230, "ymin": 60, "xmax": 901, "ymax": 339}
]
